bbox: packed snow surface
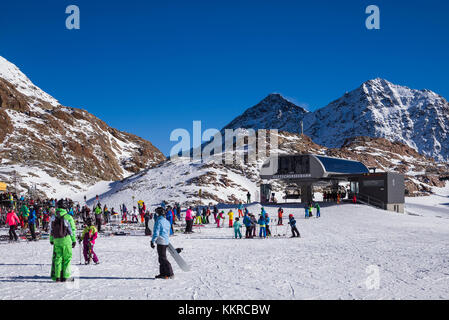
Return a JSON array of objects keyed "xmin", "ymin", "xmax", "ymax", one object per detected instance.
[{"xmin": 1, "ymin": 200, "xmax": 448, "ymax": 300}]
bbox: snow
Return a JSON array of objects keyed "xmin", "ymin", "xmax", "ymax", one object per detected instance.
[
  {"xmin": 1, "ymin": 201, "xmax": 448, "ymax": 299},
  {"xmin": 0, "ymin": 56, "xmax": 59, "ymax": 107}
]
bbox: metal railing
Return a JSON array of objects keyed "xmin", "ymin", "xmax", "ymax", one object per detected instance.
[{"xmin": 355, "ymin": 193, "xmax": 386, "ymax": 210}]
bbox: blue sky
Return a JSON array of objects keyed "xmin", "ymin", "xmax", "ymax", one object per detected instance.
[{"xmin": 1, "ymin": 0, "xmax": 448, "ymax": 155}]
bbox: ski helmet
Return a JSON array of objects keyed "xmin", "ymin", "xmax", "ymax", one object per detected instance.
[{"xmin": 289, "ymin": 214, "xmax": 293, "ymax": 218}]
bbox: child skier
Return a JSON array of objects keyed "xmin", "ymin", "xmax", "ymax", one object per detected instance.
[
  {"xmin": 227, "ymin": 209, "xmax": 234, "ymax": 228},
  {"xmin": 265, "ymin": 213, "xmax": 271, "ymax": 237},
  {"xmin": 304, "ymin": 205, "xmax": 309, "ymax": 219},
  {"xmin": 250, "ymin": 214, "xmax": 257, "ymax": 237},
  {"xmin": 217, "ymin": 211, "xmax": 225, "ymax": 228},
  {"xmin": 315, "ymin": 203, "xmax": 321, "ymax": 218},
  {"xmin": 258, "ymin": 214, "xmax": 266, "ymax": 238},
  {"xmin": 234, "ymin": 217, "xmax": 242, "ymax": 239},
  {"xmin": 288, "ymin": 214, "xmax": 300, "ymax": 238},
  {"xmin": 79, "ymin": 218, "xmax": 99, "ymax": 265}
]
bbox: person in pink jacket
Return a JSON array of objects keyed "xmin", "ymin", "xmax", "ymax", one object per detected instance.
[
  {"xmin": 184, "ymin": 207, "xmax": 193, "ymax": 234},
  {"xmin": 6, "ymin": 206, "xmax": 20, "ymax": 242}
]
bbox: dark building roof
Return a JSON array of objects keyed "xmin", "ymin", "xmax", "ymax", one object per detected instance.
[{"xmin": 315, "ymin": 156, "xmax": 369, "ymax": 175}]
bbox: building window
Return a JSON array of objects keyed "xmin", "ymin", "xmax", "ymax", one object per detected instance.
[{"xmin": 363, "ymin": 180, "xmax": 385, "ymax": 187}]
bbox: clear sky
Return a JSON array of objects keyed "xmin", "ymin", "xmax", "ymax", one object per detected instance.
[{"xmin": 1, "ymin": 0, "xmax": 448, "ymax": 155}]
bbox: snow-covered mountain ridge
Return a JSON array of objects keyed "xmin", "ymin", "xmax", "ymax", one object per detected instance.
[
  {"xmin": 0, "ymin": 56, "xmax": 166, "ymax": 197},
  {"xmin": 225, "ymin": 78, "xmax": 449, "ymax": 162}
]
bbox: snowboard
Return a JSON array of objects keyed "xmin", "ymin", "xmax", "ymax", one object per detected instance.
[{"xmin": 167, "ymin": 243, "xmax": 190, "ymax": 272}]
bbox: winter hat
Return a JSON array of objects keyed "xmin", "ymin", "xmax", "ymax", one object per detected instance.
[
  {"xmin": 57, "ymin": 199, "xmax": 67, "ymax": 209},
  {"xmin": 289, "ymin": 214, "xmax": 293, "ymax": 218},
  {"xmin": 155, "ymin": 207, "xmax": 165, "ymax": 216}
]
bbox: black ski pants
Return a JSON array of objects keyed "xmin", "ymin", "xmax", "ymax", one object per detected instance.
[
  {"xmin": 291, "ymin": 226, "xmax": 300, "ymax": 237},
  {"xmin": 157, "ymin": 244, "xmax": 174, "ymax": 277},
  {"xmin": 9, "ymin": 225, "xmax": 18, "ymax": 241},
  {"xmin": 29, "ymin": 223, "xmax": 36, "ymax": 240},
  {"xmin": 185, "ymin": 219, "xmax": 193, "ymax": 233}
]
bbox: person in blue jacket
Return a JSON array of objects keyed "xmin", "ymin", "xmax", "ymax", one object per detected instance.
[
  {"xmin": 243, "ymin": 212, "xmax": 252, "ymax": 238},
  {"xmin": 304, "ymin": 205, "xmax": 309, "ymax": 219},
  {"xmin": 28, "ymin": 206, "xmax": 37, "ymax": 241},
  {"xmin": 258, "ymin": 214, "xmax": 266, "ymax": 238},
  {"xmin": 151, "ymin": 207, "xmax": 174, "ymax": 279},
  {"xmin": 288, "ymin": 214, "xmax": 300, "ymax": 238}
]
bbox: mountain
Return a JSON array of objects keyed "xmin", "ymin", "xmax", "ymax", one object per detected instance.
[
  {"xmin": 224, "ymin": 79, "xmax": 449, "ymax": 161},
  {"xmin": 0, "ymin": 56, "xmax": 165, "ymax": 198},
  {"xmin": 223, "ymin": 93, "xmax": 309, "ymax": 132}
]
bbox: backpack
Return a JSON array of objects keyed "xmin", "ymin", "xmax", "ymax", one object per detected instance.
[{"xmin": 51, "ymin": 215, "xmax": 70, "ymax": 239}]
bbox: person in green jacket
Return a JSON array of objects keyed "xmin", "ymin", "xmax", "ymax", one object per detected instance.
[
  {"xmin": 19, "ymin": 204, "xmax": 30, "ymax": 228},
  {"xmin": 50, "ymin": 199, "xmax": 76, "ymax": 282}
]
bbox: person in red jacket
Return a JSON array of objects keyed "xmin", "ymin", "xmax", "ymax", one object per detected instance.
[{"xmin": 6, "ymin": 205, "xmax": 20, "ymax": 242}]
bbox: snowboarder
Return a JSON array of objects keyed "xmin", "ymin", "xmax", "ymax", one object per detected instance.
[
  {"xmin": 50, "ymin": 199, "xmax": 76, "ymax": 282},
  {"xmin": 288, "ymin": 214, "xmax": 300, "ymax": 238},
  {"xmin": 234, "ymin": 217, "xmax": 242, "ymax": 239},
  {"xmin": 151, "ymin": 207, "xmax": 174, "ymax": 279},
  {"xmin": 79, "ymin": 218, "xmax": 99, "ymax": 265}
]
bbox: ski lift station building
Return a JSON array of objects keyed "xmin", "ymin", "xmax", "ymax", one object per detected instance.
[{"xmin": 260, "ymin": 154, "xmax": 405, "ymax": 213}]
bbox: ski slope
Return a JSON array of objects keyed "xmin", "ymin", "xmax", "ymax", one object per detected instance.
[{"xmin": 1, "ymin": 201, "xmax": 448, "ymax": 300}]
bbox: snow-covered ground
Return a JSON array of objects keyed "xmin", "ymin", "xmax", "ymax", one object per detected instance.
[{"xmin": 1, "ymin": 200, "xmax": 448, "ymax": 300}]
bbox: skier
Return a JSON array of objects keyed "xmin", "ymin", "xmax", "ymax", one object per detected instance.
[
  {"xmin": 19, "ymin": 203, "xmax": 30, "ymax": 229},
  {"xmin": 243, "ymin": 212, "xmax": 252, "ymax": 238},
  {"xmin": 151, "ymin": 207, "xmax": 174, "ymax": 279},
  {"xmin": 184, "ymin": 207, "xmax": 193, "ymax": 234},
  {"xmin": 79, "ymin": 218, "xmax": 99, "ymax": 265},
  {"xmin": 315, "ymin": 203, "xmax": 321, "ymax": 218},
  {"xmin": 213, "ymin": 205, "xmax": 218, "ymax": 223},
  {"xmin": 258, "ymin": 214, "xmax": 266, "ymax": 238},
  {"xmin": 227, "ymin": 209, "xmax": 234, "ymax": 228},
  {"xmin": 237, "ymin": 202, "xmax": 244, "ymax": 217},
  {"xmin": 246, "ymin": 191, "xmax": 251, "ymax": 204},
  {"xmin": 277, "ymin": 207, "xmax": 284, "ymax": 225},
  {"xmin": 50, "ymin": 199, "xmax": 76, "ymax": 282},
  {"xmin": 265, "ymin": 213, "xmax": 271, "ymax": 237},
  {"xmin": 42, "ymin": 208, "xmax": 50, "ymax": 232},
  {"xmin": 121, "ymin": 204, "xmax": 128, "ymax": 222},
  {"xmin": 308, "ymin": 203, "xmax": 314, "ymax": 217},
  {"xmin": 6, "ymin": 204, "xmax": 20, "ymax": 242},
  {"xmin": 132, "ymin": 206, "xmax": 139, "ymax": 223},
  {"xmin": 28, "ymin": 206, "xmax": 37, "ymax": 241},
  {"xmin": 352, "ymin": 194, "xmax": 357, "ymax": 204},
  {"xmin": 250, "ymin": 214, "xmax": 257, "ymax": 237},
  {"xmin": 94, "ymin": 204, "xmax": 103, "ymax": 232},
  {"xmin": 144, "ymin": 210, "xmax": 153, "ymax": 236},
  {"xmin": 288, "ymin": 214, "xmax": 300, "ymax": 238},
  {"xmin": 234, "ymin": 217, "xmax": 242, "ymax": 239},
  {"xmin": 217, "ymin": 211, "xmax": 225, "ymax": 228},
  {"xmin": 304, "ymin": 205, "xmax": 309, "ymax": 219},
  {"xmin": 194, "ymin": 207, "xmax": 202, "ymax": 225}
]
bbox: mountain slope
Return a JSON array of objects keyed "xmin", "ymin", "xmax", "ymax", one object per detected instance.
[{"xmin": 0, "ymin": 56, "xmax": 165, "ymax": 197}]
